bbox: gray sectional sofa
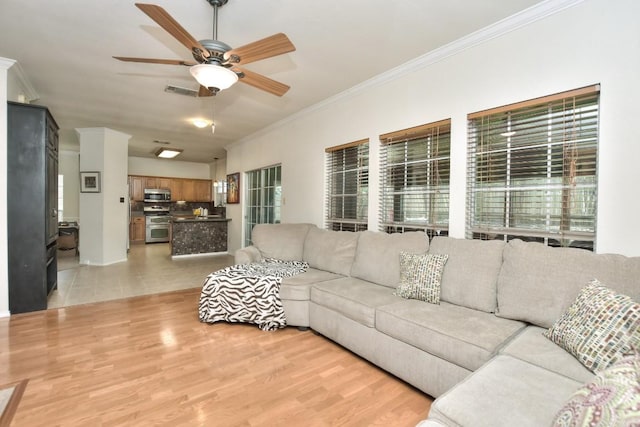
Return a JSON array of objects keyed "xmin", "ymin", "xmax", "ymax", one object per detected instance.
[{"xmin": 234, "ymin": 223, "xmax": 640, "ymax": 426}]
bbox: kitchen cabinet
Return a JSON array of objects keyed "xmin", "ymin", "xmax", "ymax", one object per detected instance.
[
  {"xmin": 182, "ymin": 179, "xmax": 196, "ymax": 202},
  {"xmin": 158, "ymin": 178, "xmax": 171, "ymax": 190},
  {"xmin": 129, "ymin": 216, "xmax": 145, "ymax": 243},
  {"xmin": 129, "ymin": 176, "xmax": 144, "ymax": 201},
  {"xmin": 7, "ymin": 101, "xmax": 59, "ymax": 313},
  {"xmin": 127, "ymin": 175, "xmax": 212, "ymax": 202},
  {"xmin": 144, "ymin": 177, "xmax": 158, "ymax": 189},
  {"xmin": 169, "ymin": 179, "xmax": 183, "ymax": 201},
  {"xmin": 195, "ymin": 180, "xmax": 212, "ymax": 202}
]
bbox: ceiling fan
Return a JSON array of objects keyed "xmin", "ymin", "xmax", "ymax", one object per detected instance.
[{"xmin": 114, "ymin": 0, "xmax": 295, "ymax": 97}]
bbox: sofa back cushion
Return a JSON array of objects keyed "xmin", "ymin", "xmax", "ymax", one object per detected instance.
[
  {"xmin": 350, "ymin": 231, "xmax": 429, "ymax": 288},
  {"xmin": 496, "ymin": 239, "xmax": 640, "ymax": 328},
  {"xmin": 251, "ymin": 223, "xmax": 314, "ymax": 261},
  {"xmin": 429, "ymin": 236, "xmax": 505, "ymax": 313},
  {"xmin": 302, "ymin": 227, "xmax": 360, "ymax": 276}
]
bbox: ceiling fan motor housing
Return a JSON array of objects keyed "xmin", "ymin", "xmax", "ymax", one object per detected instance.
[
  {"xmin": 206, "ymin": 0, "xmax": 228, "ymax": 7},
  {"xmin": 197, "ymin": 39, "xmax": 233, "ymax": 64}
]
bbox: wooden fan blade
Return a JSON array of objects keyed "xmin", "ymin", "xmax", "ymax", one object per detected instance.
[
  {"xmin": 225, "ymin": 33, "xmax": 295, "ymax": 65},
  {"xmin": 113, "ymin": 56, "xmax": 196, "ymax": 66},
  {"xmin": 135, "ymin": 3, "xmax": 209, "ymax": 58},
  {"xmin": 198, "ymin": 86, "xmax": 215, "ymax": 97},
  {"xmin": 234, "ymin": 67, "xmax": 290, "ymax": 97}
]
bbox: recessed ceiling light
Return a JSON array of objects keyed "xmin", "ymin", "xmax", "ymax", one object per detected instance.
[
  {"xmin": 155, "ymin": 148, "xmax": 183, "ymax": 159},
  {"xmin": 500, "ymin": 131, "xmax": 516, "ymax": 137}
]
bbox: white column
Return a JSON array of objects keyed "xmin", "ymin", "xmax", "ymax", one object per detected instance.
[{"xmin": 76, "ymin": 128, "xmax": 131, "ymax": 266}]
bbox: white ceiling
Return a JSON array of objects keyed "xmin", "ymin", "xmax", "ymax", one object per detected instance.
[{"xmin": 0, "ymin": 0, "xmax": 544, "ymax": 163}]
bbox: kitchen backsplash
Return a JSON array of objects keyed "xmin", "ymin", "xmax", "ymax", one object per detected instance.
[{"xmin": 131, "ymin": 201, "xmax": 225, "ymax": 217}]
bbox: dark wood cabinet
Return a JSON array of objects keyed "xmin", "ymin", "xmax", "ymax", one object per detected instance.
[{"xmin": 7, "ymin": 102, "xmax": 59, "ymax": 313}]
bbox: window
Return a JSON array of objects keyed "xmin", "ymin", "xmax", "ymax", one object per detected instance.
[
  {"xmin": 325, "ymin": 139, "xmax": 369, "ymax": 231},
  {"xmin": 466, "ymin": 85, "xmax": 599, "ymax": 250},
  {"xmin": 379, "ymin": 120, "xmax": 451, "ymax": 237},
  {"xmin": 244, "ymin": 165, "xmax": 282, "ymax": 246}
]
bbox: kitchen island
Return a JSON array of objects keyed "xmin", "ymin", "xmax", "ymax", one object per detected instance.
[{"xmin": 170, "ymin": 217, "xmax": 231, "ymax": 257}]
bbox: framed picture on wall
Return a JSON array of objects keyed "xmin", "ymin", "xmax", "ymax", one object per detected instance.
[
  {"xmin": 80, "ymin": 171, "xmax": 101, "ymax": 193},
  {"xmin": 226, "ymin": 172, "xmax": 240, "ymax": 204}
]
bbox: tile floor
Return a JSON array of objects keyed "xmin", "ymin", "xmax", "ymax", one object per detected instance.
[{"xmin": 48, "ymin": 243, "xmax": 235, "ymax": 309}]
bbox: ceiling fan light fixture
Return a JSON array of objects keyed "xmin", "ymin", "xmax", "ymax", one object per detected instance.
[
  {"xmin": 155, "ymin": 147, "xmax": 183, "ymax": 159},
  {"xmin": 190, "ymin": 64, "xmax": 238, "ymax": 91},
  {"xmin": 192, "ymin": 118, "xmax": 210, "ymax": 128}
]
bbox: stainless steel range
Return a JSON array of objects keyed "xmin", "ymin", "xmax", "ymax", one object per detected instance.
[{"xmin": 144, "ymin": 205, "xmax": 171, "ymax": 243}]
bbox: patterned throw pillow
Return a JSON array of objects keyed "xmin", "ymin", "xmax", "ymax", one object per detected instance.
[
  {"xmin": 394, "ymin": 252, "xmax": 448, "ymax": 304},
  {"xmin": 551, "ymin": 351, "xmax": 640, "ymax": 427},
  {"xmin": 544, "ymin": 279, "xmax": 640, "ymax": 373}
]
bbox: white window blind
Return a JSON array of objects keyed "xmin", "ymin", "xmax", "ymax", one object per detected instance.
[
  {"xmin": 379, "ymin": 119, "xmax": 451, "ymax": 236},
  {"xmin": 466, "ymin": 85, "xmax": 599, "ymax": 250},
  {"xmin": 325, "ymin": 139, "xmax": 369, "ymax": 231}
]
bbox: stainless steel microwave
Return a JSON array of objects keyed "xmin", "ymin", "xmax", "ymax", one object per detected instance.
[{"xmin": 144, "ymin": 188, "xmax": 171, "ymax": 203}]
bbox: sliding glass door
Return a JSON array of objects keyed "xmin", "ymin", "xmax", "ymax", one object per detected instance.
[{"xmin": 244, "ymin": 164, "xmax": 282, "ymax": 247}]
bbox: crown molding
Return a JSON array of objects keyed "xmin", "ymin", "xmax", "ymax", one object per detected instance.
[
  {"xmin": 1, "ymin": 59, "xmax": 39, "ymax": 102},
  {"xmin": 0, "ymin": 57, "xmax": 17, "ymax": 70},
  {"xmin": 231, "ymin": 0, "xmax": 585, "ymax": 149}
]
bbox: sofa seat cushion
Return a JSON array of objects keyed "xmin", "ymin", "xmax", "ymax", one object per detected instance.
[
  {"xmin": 310, "ymin": 278, "xmax": 401, "ymax": 327},
  {"xmin": 350, "ymin": 231, "xmax": 429, "ymax": 288},
  {"xmin": 501, "ymin": 326, "xmax": 595, "ymax": 384},
  {"xmin": 251, "ymin": 223, "xmax": 314, "ymax": 261},
  {"xmin": 279, "ymin": 268, "xmax": 343, "ymax": 301},
  {"xmin": 428, "ymin": 355, "xmax": 584, "ymax": 427},
  {"xmin": 302, "ymin": 227, "xmax": 360, "ymax": 276},
  {"xmin": 429, "ymin": 236, "xmax": 505, "ymax": 313},
  {"xmin": 376, "ymin": 300, "xmax": 525, "ymax": 371}
]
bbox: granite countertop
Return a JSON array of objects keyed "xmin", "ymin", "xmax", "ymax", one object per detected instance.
[{"xmin": 171, "ymin": 216, "xmax": 231, "ymax": 223}]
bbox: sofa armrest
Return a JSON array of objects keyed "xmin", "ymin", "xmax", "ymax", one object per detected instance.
[{"xmin": 235, "ymin": 246, "xmax": 262, "ymax": 264}]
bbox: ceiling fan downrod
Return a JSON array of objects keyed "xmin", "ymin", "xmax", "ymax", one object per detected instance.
[{"xmin": 206, "ymin": 0, "xmax": 228, "ymax": 41}]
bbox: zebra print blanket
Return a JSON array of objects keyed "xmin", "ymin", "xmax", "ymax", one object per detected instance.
[{"xmin": 198, "ymin": 259, "xmax": 308, "ymax": 331}]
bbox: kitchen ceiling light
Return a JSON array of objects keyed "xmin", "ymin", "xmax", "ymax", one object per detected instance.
[
  {"xmin": 189, "ymin": 64, "xmax": 238, "ymax": 91},
  {"xmin": 155, "ymin": 147, "xmax": 183, "ymax": 159}
]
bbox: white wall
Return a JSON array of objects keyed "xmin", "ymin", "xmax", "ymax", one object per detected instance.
[
  {"xmin": 59, "ymin": 151, "xmax": 80, "ymax": 222},
  {"xmin": 128, "ymin": 156, "xmax": 211, "ymax": 179},
  {"xmin": 78, "ymin": 128, "xmax": 130, "ymax": 266},
  {"xmin": 0, "ymin": 58, "xmax": 13, "ymax": 317},
  {"xmin": 226, "ymin": 0, "xmax": 640, "ymax": 257}
]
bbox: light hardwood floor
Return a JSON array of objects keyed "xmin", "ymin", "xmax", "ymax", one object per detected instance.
[
  {"xmin": 4, "ymin": 243, "xmax": 433, "ymax": 425},
  {"xmin": 1, "ymin": 288, "xmax": 432, "ymax": 426}
]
